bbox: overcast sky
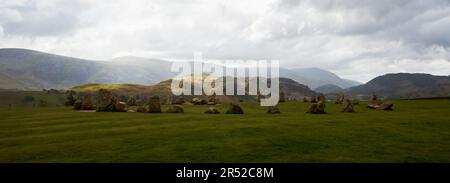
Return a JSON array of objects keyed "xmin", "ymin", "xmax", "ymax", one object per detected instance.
[{"xmin": 1, "ymin": 0, "xmax": 450, "ymax": 82}]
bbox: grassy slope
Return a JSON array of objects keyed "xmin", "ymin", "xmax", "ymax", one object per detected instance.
[
  {"xmin": 70, "ymin": 83, "xmax": 148, "ymax": 91},
  {"xmin": 0, "ymin": 100, "xmax": 449, "ymax": 163}
]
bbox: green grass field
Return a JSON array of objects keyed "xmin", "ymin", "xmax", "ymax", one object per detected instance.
[{"xmin": 0, "ymin": 100, "xmax": 449, "ymax": 163}]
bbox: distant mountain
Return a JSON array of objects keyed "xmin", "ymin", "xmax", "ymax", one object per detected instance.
[
  {"xmin": 342, "ymin": 79, "xmax": 361, "ymax": 87},
  {"xmin": 279, "ymin": 67, "xmax": 361, "ymax": 89},
  {"xmin": 314, "ymin": 84, "xmax": 343, "ymax": 94},
  {"xmin": 278, "ymin": 77, "xmax": 317, "ymax": 98},
  {"xmin": 0, "ymin": 48, "xmax": 174, "ymax": 90},
  {"xmin": 345, "ymin": 73, "xmax": 450, "ymax": 99},
  {"xmin": 0, "ymin": 48, "xmax": 358, "ymax": 91}
]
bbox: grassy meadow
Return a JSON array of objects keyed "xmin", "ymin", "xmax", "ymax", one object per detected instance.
[{"xmin": 0, "ymin": 100, "xmax": 449, "ymax": 162}]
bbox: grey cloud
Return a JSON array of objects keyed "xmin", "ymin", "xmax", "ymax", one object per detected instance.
[
  {"xmin": 0, "ymin": 0, "xmax": 448, "ymax": 82},
  {"xmin": 0, "ymin": 0, "xmax": 87, "ymax": 37}
]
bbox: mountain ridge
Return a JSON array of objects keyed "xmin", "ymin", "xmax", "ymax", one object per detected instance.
[
  {"xmin": 0, "ymin": 48, "xmax": 360, "ymax": 91},
  {"xmin": 345, "ymin": 73, "xmax": 450, "ymax": 99}
]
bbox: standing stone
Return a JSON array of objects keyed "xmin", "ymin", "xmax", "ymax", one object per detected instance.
[
  {"xmin": 303, "ymin": 97, "xmax": 309, "ymax": 103},
  {"xmin": 307, "ymin": 101, "xmax": 326, "ymax": 114},
  {"xmin": 148, "ymin": 96, "xmax": 162, "ymax": 113},
  {"xmin": 207, "ymin": 95, "xmax": 217, "ymax": 105},
  {"xmin": 267, "ymin": 106, "xmax": 281, "ymax": 114},
  {"xmin": 351, "ymin": 99, "xmax": 360, "ymax": 105},
  {"xmin": 336, "ymin": 92, "xmax": 345, "ymax": 104},
  {"xmin": 97, "ymin": 89, "xmax": 115, "ymax": 111},
  {"xmin": 171, "ymin": 96, "xmax": 185, "ymax": 105},
  {"xmin": 317, "ymin": 94, "xmax": 326, "ymax": 103},
  {"xmin": 310, "ymin": 96, "xmax": 317, "ymax": 103},
  {"xmin": 205, "ymin": 107, "xmax": 220, "ymax": 114},
  {"xmin": 126, "ymin": 97, "xmax": 137, "ymax": 106},
  {"xmin": 341, "ymin": 99, "xmax": 355, "ymax": 112},
  {"xmin": 279, "ymin": 92, "xmax": 286, "ymax": 103},
  {"xmin": 226, "ymin": 102, "xmax": 244, "ymax": 114},
  {"xmin": 73, "ymin": 100, "xmax": 82, "ymax": 110},
  {"xmin": 81, "ymin": 94, "xmax": 95, "ymax": 110},
  {"xmin": 166, "ymin": 105, "xmax": 184, "ymax": 113},
  {"xmin": 192, "ymin": 97, "xmax": 203, "ymax": 105},
  {"xmin": 201, "ymin": 98, "xmax": 208, "ymax": 105},
  {"xmin": 114, "ymin": 101, "xmax": 128, "ymax": 112}
]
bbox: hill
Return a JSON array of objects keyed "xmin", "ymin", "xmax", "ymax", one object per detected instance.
[
  {"xmin": 279, "ymin": 68, "xmax": 361, "ymax": 89},
  {"xmin": 314, "ymin": 84, "xmax": 343, "ymax": 94},
  {"xmin": 70, "ymin": 76, "xmax": 317, "ymax": 102},
  {"xmin": 0, "ymin": 48, "xmax": 174, "ymax": 90},
  {"xmin": 346, "ymin": 73, "xmax": 450, "ymax": 99}
]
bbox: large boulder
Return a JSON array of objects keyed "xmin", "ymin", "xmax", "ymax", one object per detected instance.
[
  {"xmin": 81, "ymin": 94, "xmax": 95, "ymax": 110},
  {"xmin": 378, "ymin": 101, "xmax": 394, "ymax": 110},
  {"xmin": 97, "ymin": 89, "xmax": 115, "ymax": 112},
  {"xmin": 137, "ymin": 106, "xmax": 147, "ymax": 113},
  {"xmin": 166, "ymin": 105, "xmax": 184, "ymax": 113},
  {"xmin": 367, "ymin": 93, "xmax": 394, "ymax": 110},
  {"xmin": 336, "ymin": 92, "xmax": 345, "ymax": 104},
  {"xmin": 114, "ymin": 101, "xmax": 128, "ymax": 112},
  {"xmin": 341, "ymin": 99, "xmax": 355, "ymax": 112},
  {"xmin": 205, "ymin": 107, "xmax": 220, "ymax": 114},
  {"xmin": 267, "ymin": 106, "xmax": 281, "ymax": 114},
  {"xmin": 317, "ymin": 94, "xmax": 326, "ymax": 103},
  {"xmin": 201, "ymin": 99, "xmax": 208, "ymax": 105},
  {"xmin": 307, "ymin": 101, "xmax": 326, "ymax": 114},
  {"xmin": 171, "ymin": 96, "xmax": 185, "ymax": 105},
  {"xmin": 126, "ymin": 97, "xmax": 137, "ymax": 106},
  {"xmin": 207, "ymin": 95, "xmax": 217, "ymax": 105},
  {"xmin": 192, "ymin": 97, "xmax": 203, "ymax": 105},
  {"xmin": 148, "ymin": 96, "xmax": 162, "ymax": 113},
  {"xmin": 226, "ymin": 102, "xmax": 244, "ymax": 114},
  {"xmin": 73, "ymin": 100, "xmax": 82, "ymax": 110},
  {"xmin": 367, "ymin": 99, "xmax": 383, "ymax": 109}
]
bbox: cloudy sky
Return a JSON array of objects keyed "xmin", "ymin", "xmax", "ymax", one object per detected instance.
[{"xmin": 1, "ymin": 0, "xmax": 450, "ymax": 82}]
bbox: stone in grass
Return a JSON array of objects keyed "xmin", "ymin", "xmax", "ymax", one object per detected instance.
[
  {"xmin": 205, "ymin": 107, "xmax": 220, "ymax": 114},
  {"xmin": 341, "ymin": 99, "xmax": 355, "ymax": 112},
  {"xmin": 137, "ymin": 106, "xmax": 147, "ymax": 113},
  {"xmin": 306, "ymin": 101, "xmax": 326, "ymax": 114},
  {"xmin": 148, "ymin": 96, "xmax": 162, "ymax": 113},
  {"xmin": 166, "ymin": 105, "xmax": 184, "ymax": 113},
  {"xmin": 226, "ymin": 102, "xmax": 244, "ymax": 114},
  {"xmin": 267, "ymin": 106, "xmax": 281, "ymax": 114}
]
